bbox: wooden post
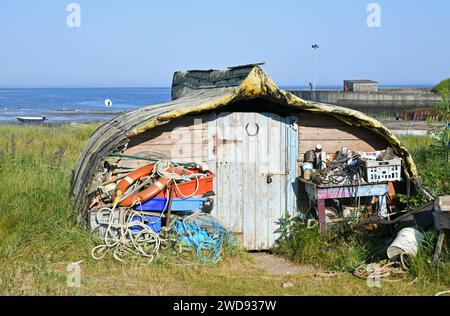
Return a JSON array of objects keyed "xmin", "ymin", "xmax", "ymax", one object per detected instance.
[
  {"xmin": 317, "ymin": 199, "xmax": 326, "ymax": 233},
  {"xmin": 433, "ymin": 233, "xmax": 446, "ymax": 266},
  {"xmin": 406, "ymin": 178, "xmax": 411, "ymax": 212},
  {"xmin": 165, "ymin": 183, "xmax": 175, "ymax": 231}
]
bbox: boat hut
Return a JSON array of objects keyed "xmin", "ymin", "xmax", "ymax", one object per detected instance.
[{"xmin": 71, "ymin": 64, "xmax": 417, "ymax": 251}]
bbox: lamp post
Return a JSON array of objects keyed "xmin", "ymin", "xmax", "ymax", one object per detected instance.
[{"xmin": 312, "ymin": 44, "xmax": 319, "ymax": 100}]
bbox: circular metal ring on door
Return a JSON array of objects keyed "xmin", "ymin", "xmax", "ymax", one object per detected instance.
[{"xmin": 245, "ymin": 123, "xmax": 259, "ymax": 136}]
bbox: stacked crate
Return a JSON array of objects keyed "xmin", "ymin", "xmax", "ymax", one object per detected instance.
[
  {"xmin": 434, "ymin": 196, "xmax": 450, "ymax": 231},
  {"xmin": 363, "ymin": 158, "xmax": 403, "ymax": 184},
  {"xmin": 433, "ymin": 196, "xmax": 450, "ymax": 264}
]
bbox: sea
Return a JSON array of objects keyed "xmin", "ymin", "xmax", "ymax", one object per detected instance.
[
  {"xmin": 0, "ymin": 88, "xmax": 171, "ymax": 124},
  {"xmin": 0, "ymin": 85, "xmax": 433, "ymax": 124}
]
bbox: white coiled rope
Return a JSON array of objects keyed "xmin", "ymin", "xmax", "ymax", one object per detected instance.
[
  {"xmin": 151, "ymin": 159, "xmax": 201, "ymax": 199},
  {"xmin": 91, "ymin": 207, "xmax": 161, "ymax": 264},
  {"xmin": 91, "ymin": 159, "xmax": 203, "ymax": 263}
]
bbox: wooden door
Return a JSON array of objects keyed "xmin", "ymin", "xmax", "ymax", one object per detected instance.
[{"xmin": 208, "ymin": 112, "xmax": 298, "ymax": 250}]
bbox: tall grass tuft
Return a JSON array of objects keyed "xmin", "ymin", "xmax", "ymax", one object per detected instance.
[
  {"xmin": 273, "ymin": 221, "xmax": 370, "ymax": 272},
  {"xmin": 399, "ymin": 136, "xmax": 450, "ymax": 208},
  {"xmin": 0, "ymin": 124, "xmax": 99, "ymax": 263},
  {"xmin": 408, "ymin": 231, "xmax": 450, "ymax": 284}
]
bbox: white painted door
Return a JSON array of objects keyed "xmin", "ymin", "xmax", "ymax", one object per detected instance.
[{"xmin": 208, "ymin": 112, "xmax": 298, "ymax": 250}]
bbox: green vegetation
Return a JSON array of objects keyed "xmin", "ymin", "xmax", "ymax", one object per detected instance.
[
  {"xmin": 0, "ymin": 124, "xmax": 449, "ymax": 296},
  {"xmin": 274, "ymin": 221, "xmax": 370, "ymax": 272},
  {"xmin": 430, "ymin": 91, "xmax": 450, "ymax": 163},
  {"xmin": 275, "ymin": 220, "xmax": 449, "ymax": 285},
  {"xmin": 400, "ymin": 135, "xmax": 449, "ymax": 205},
  {"xmin": 432, "ymin": 78, "xmax": 450, "ymax": 96}
]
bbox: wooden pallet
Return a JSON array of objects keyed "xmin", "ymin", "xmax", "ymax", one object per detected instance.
[{"xmin": 403, "ymin": 108, "xmax": 440, "ymax": 122}]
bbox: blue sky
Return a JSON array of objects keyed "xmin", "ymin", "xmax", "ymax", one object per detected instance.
[{"xmin": 0, "ymin": 0, "xmax": 449, "ymax": 87}]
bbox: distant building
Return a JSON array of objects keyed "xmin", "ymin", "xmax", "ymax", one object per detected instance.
[{"xmin": 344, "ymin": 80, "xmax": 378, "ymax": 92}]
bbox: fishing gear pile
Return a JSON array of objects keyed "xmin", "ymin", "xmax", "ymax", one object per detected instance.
[
  {"xmin": 302, "ymin": 145, "xmax": 403, "ymax": 187},
  {"xmin": 88, "ymin": 156, "xmax": 235, "ymax": 264}
]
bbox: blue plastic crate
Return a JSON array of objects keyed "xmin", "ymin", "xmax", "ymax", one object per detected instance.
[
  {"xmin": 130, "ymin": 215, "xmax": 162, "ymax": 233},
  {"xmin": 135, "ymin": 197, "xmax": 207, "ymax": 212}
]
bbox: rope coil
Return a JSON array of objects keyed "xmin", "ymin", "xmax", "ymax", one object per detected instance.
[
  {"xmin": 91, "ymin": 159, "xmax": 229, "ymax": 264},
  {"xmin": 173, "ymin": 212, "xmax": 237, "ymax": 264}
]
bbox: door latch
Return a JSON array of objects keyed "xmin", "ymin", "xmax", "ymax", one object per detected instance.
[{"xmin": 262, "ymin": 171, "xmax": 289, "ymax": 184}]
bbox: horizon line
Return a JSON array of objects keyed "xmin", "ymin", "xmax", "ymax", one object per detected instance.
[{"xmin": 0, "ymin": 83, "xmax": 436, "ymax": 89}]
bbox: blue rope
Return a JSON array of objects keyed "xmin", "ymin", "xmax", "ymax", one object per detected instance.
[{"xmin": 174, "ymin": 213, "xmax": 237, "ymax": 264}]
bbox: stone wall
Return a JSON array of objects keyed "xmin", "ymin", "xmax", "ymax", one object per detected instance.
[{"xmin": 289, "ymin": 89, "xmax": 442, "ymax": 115}]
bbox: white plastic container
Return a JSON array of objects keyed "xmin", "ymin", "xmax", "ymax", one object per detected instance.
[
  {"xmin": 302, "ymin": 162, "xmax": 314, "ymax": 180},
  {"xmin": 387, "ymin": 228, "xmax": 424, "ymax": 260},
  {"xmin": 303, "ymin": 162, "xmax": 313, "ymax": 171},
  {"xmin": 363, "ymin": 158, "xmax": 403, "ymax": 183}
]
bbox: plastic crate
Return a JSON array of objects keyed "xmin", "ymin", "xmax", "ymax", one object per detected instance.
[
  {"xmin": 156, "ymin": 171, "xmax": 215, "ymax": 198},
  {"xmin": 89, "ymin": 210, "xmax": 162, "ymax": 235},
  {"xmin": 135, "ymin": 197, "xmax": 207, "ymax": 212},
  {"xmin": 130, "ymin": 215, "xmax": 162, "ymax": 233},
  {"xmin": 363, "ymin": 158, "xmax": 403, "ymax": 183},
  {"xmin": 89, "ymin": 209, "xmax": 120, "ymax": 237}
]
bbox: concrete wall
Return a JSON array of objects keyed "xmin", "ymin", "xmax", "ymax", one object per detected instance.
[{"xmin": 289, "ymin": 89, "xmax": 442, "ymax": 115}]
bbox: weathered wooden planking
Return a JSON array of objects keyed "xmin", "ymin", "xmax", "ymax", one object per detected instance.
[
  {"xmin": 435, "ymin": 196, "xmax": 450, "ymax": 213},
  {"xmin": 116, "ymin": 157, "xmax": 208, "ymax": 170},
  {"xmin": 127, "ymin": 132, "xmax": 208, "ymax": 146},
  {"xmin": 124, "ymin": 144, "xmax": 208, "ymax": 159},
  {"xmin": 210, "ymin": 112, "xmax": 290, "ymax": 250},
  {"xmin": 242, "ymin": 112, "xmax": 257, "ymax": 250},
  {"xmin": 286, "ymin": 115, "xmax": 299, "ymax": 215},
  {"xmin": 434, "ymin": 212, "xmax": 450, "ymax": 230},
  {"xmin": 119, "ymin": 115, "xmax": 210, "ymax": 169},
  {"xmin": 257, "ymin": 112, "xmax": 270, "ymax": 250},
  {"xmin": 299, "ymin": 140, "xmax": 387, "ymax": 155},
  {"xmin": 269, "ymin": 112, "xmax": 286, "ymax": 249},
  {"xmin": 300, "ymin": 113, "xmax": 349, "ymax": 127},
  {"xmin": 300, "ymin": 126, "xmax": 385, "ymax": 141},
  {"xmin": 298, "ymin": 113, "xmax": 388, "ymax": 157}
]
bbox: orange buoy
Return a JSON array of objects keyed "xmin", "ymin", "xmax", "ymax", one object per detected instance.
[
  {"xmin": 115, "ymin": 163, "xmax": 155, "ymax": 197},
  {"xmin": 115, "ymin": 164, "xmax": 191, "ymax": 207},
  {"xmin": 119, "ymin": 177, "xmax": 170, "ymax": 207}
]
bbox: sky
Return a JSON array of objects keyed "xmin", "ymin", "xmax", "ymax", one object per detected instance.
[{"xmin": 0, "ymin": 0, "xmax": 449, "ymax": 87}]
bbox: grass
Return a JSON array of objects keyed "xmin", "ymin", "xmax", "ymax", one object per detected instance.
[
  {"xmin": 0, "ymin": 124, "xmax": 449, "ymax": 296},
  {"xmin": 400, "ymin": 135, "xmax": 450, "ymax": 203}
]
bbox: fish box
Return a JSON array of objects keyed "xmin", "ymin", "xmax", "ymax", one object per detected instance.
[
  {"xmin": 135, "ymin": 197, "xmax": 207, "ymax": 212},
  {"xmin": 89, "ymin": 210, "xmax": 163, "ymax": 235},
  {"xmin": 89, "ymin": 209, "xmax": 120, "ymax": 237},
  {"xmin": 130, "ymin": 215, "xmax": 162, "ymax": 233},
  {"xmin": 156, "ymin": 171, "xmax": 215, "ymax": 198},
  {"xmin": 363, "ymin": 158, "xmax": 403, "ymax": 183}
]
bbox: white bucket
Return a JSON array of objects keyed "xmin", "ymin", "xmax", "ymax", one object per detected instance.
[
  {"xmin": 303, "ymin": 162, "xmax": 313, "ymax": 171},
  {"xmin": 302, "ymin": 162, "xmax": 314, "ymax": 180},
  {"xmin": 387, "ymin": 228, "xmax": 424, "ymax": 260}
]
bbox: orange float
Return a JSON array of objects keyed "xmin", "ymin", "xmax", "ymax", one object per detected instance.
[{"xmin": 114, "ymin": 163, "xmax": 195, "ymax": 207}]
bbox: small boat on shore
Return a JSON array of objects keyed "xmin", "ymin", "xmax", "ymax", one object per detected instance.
[{"xmin": 17, "ymin": 116, "xmax": 48, "ymax": 123}]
